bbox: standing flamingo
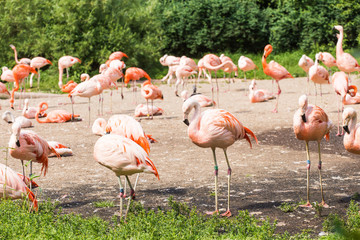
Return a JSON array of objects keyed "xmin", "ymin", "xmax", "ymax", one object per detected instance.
[
  {"xmin": 219, "ymin": 54, "xmax": 238, "ymax": 89},
  {"xmin": 160, "ymin": 54, "xmax": 180, "ymax": 84},
  {"xmin": 293, "ymin": 95, "xmax": 332, "ymax": 208},
  {"xmin": 174, "ymin": 65, "xmax": 197, "ymax": 96},
  {"xmin": 182, "ymin": 98, "xmax": 257, "ymax": 217},
  {"xmin": 141, "ymin": 80, "xmax": 164, "ymax": 119},
  {"xmin": 238, "ymin": 56, "xmax": 258, "ymax": 95},
  {"xmin": 29, "ymin": 57, "xmax": 52, "ymax": 88},
  {"xmin": 94, "ymin": 134, "xmax": 159, "ymax": 219},
  {"xmin": 125, "ymin": 67, "xmax": 151, "ymax": 103},
  {"xmin": 298, "ymin": 55, "xmax": 314, "ymax": 95},
  {"xmin": 58, "ymin": 56, "xmax": 81, "ymax": 88},
  {"xmin": 319, "ymin": 52, "xmax": 337, "ymax": 80},
  {"xmin": 0, "ymin": 163, "xmax": 38, "ymax": 211},
  {"xmin": 35, "ymin": 102, "xmax": 80, "ymax": 123},
  {"xmin": 309, "ymin": 53, "xmax": 330, "ymax": 97},
  {"xmin": 334, "ymin": 25, "xmax": 360, "ymax": 81},
  {"xmin": 9, "ymin": 44, "xmax": 31, "ymax": 65},
  {"xmin": 248, "ymin": 80, "xmax": 275, "ymax": 103},
  {"xmin": 332, "ymin": 71, "xmax": 349, "ymax": 135},
  {"xmin": 342, "ymin": 107, "xmax": 360, "ymax": 154},
  {"xmin": 262, "ymin": 44, "xmax": 293, "ymax": 113}
]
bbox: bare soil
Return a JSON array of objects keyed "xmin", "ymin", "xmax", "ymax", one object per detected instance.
[{"xmin": 1, "ymin": 77, "xmax": 360, "ymax": 236}]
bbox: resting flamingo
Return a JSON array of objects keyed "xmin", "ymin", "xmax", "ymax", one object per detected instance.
[
  {"xmin": 293, "ymin": 95, "xmax": 332, "ymax": 208},
  {"xmin": 92, "ymin": 118, "xmax": 107, "ymax": 136},
  {"xmin": 47, "ymin": 141, "xmax": 73, "ymax": 157},
  {"xmin": 22, "ymin": 99, "xmax": 46, "ymax": 119},
  {"xmin": 29, "ymin": 57, "xmax": 52, "ymax": 88},
  {"xmin": 180, "ymin": 90, "xmax": 215, "ymax": 107},
  {"xmin": 238, "ymin": 56, "xmax": 258, "ymax": 95},
  {"xmin": 343, "ymin": 85, "xmax": 360, "ymax": 105},
  {"xmin": 298, "ymin": 55, "xmax": 314, "ymax": 95},
  {"xmin": 2, "ymin": 111, "xmax": 33, "ymax": 128},
  {"xmin": 262, "ymin": 44, "xmax": 293, "ymax": 113},
  {"xmin": 141, "ymin": 80, "xmax": 164, "ymax": 119},
  {"xmin": 342, "ymin": 107, "xmax": 360, "ymax": 154},
  {"xmin": 332, "ymin": 71, "xmax": 349, "ymax": 135},
  {"xmin": 58, "ymin": 56, "xmax": 81, "ymax": 88},
  {"xmin": 135, "ymin": 104, "xmax": 163, "ymax": 118},
  {"xmin": 182, "ymin": 98, "xmax": 257, "ymax": 217},
  {"xmin": 1, "ymin": 67, "xmax": 15, "ymax": 83},
  {"xmin": 309, "ymin": 53, "xmax": 330, "ymax": 97},
  {"xmin": 35, "ymin": 102, "xmax": 80, "ymax": 123},
  {"xmin": 248, "ymin": 80, "xmax": 275, "ymax": 103}
]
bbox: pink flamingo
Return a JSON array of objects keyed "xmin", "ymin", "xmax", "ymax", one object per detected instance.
[
  {"xmin": 298, "ymin": 55, "xmax": 314, "ymax": 95},
  {"xmin": 343, "ymin": 85, "xmax": 360, "ymax": 105},
  {"xmin": 238, "ymin": 56, "xmax": 258, "ymax": 95},
  {"xmin": 35, "ymin": 102, "xmax": 80, "ymax": 123},
  {"xmin": 92, "ymin": 118, "xmax": 107, "ymax": 136},
  {"xmin": 9, "ymin": 44, "xmax": 31, "ymax": 65},
  {"xmin": 22, "ymin": 99, "xmax": 47, "ymax": 119},
  {"xmin": 141, "ymin": 80, "xmax": 164, "ymax": 119},
  {"xmin": 94, "ymin": 134, "xmax": 159, "ymax": 219},
  {"xmin": 9, "ymin": 122, "xmax": 60, "ymax": 188},
  {"xmin": 319, "ymin": 52, "xmax": 337, "ymax": 78},
  {"xmin": 332, "ymin": 71, "xmax": 349, "ymax": 135},
  {"xmin": 182, "ymin": 98, "xmax": 258, "ymax": 217},
  {"xmin": 47, "ymin": 141, "xmax": 73, "ymax": 157},
  {"xmin": 174, "ymin": 65, "xmax": 197, "ymax": 96},
  {"xmin": 135, "ymin": 104, "xmax": 163, "ymax": 118},
  {"xmin": 1, "ymin": 67, "xmax": 15, "ymax": 82},
  {"xmin": 29, "ymin": 57, "xmax": 52, "ymax": 88},
  {"xmin": 248, "ymin": 80, "xmax": 275, "ymax": 103},
  {"xmin": 309, "ymin": 53, "xmax": 330, "ymax": 96},
  {"xmin": 2, "ymin": 111, "xmax": 33, "ymax": 128},
  {"xmin": 109, "ymin": 51, "xmax": 129, "ymax": 61},
  {"xmin": 125, "ymin": 67, "xmax": 151, "ymax": 101},
  {"xmin": 262, "ymin": 44, "xmax": 294, "ymax": 113},
  {"xmin": 293, "ymin": 95, "xmax": 332, "ymax": 208},
  {"xmin": 0, "ymin": 163, "xmax": 38, "ymax": 211},
  {"xmin": 180, "ymin": 90, "xmax": 215, "ymax": 107},
  {"xmin": 0, "ymin": 82, "xmax": 10, "ymax": 95},
  {"xmin": 220, "ymin": 54, "xmax": 238, "ymax": 89},
  {"xmin": 58, "ymin": 56, "xmax": 81, "ymax": 88},
  {"xmin": 160, "ymin": 54, "xmax": 180, "ymax": 84},
  {"xmin": 334, "ymin": 25, "xmax": 360, "ymax": 80},
  {"xmin": 342, "ymin": 107, "xmax": 360, "ymax": 154}
]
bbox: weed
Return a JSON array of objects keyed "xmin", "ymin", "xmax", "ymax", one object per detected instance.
[
  {"xmin": 312, "ymin": 201, "xmax": 323, "ymax": 217},
  {"xmin": 278, "ymin": 202, "xmax": 298, "ymax": 213},
  {"xmin": 93, "ymin": 200, "xmax": 115, "ymax": 208}
]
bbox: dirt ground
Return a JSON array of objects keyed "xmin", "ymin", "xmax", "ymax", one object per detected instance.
[{"xmin": 1, "ymin": 76, "xmax": 360, "ymax": 236}]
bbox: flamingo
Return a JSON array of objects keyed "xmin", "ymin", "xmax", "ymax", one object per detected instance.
[
  {"xmin": 343, "ymin": 85, "xmax": 360, "ymax": 105},
  {"xmin": 0, "ymin": 82, "xmax": 10, "ymax": 95},
  {"xmin": 262, "ymin": 44, "xmax": 294, "ymax": 113},
  {"xmin": 9, "ymin": 44, "xmax": 31, "ymax": 65},
  {"xmin": 125, "ymin": 67, "xmax": 151, "ymax": 103},
  {"xmin": 29, "ymin": 57, "xmax": 52, "ymax": 88},
  {"xmin": 342, "ymin": 107, "xmax": 360, "ymax": 154},
  {"xmin": 135, "ymin": 104, "xmax": 163, "ymax": 118},
  {"xmin": 182, "ymin": 98, "xmax": 258, "ymax": 217},
  {"xmin": 309, "ymin": 53, "xmax": 330, "ymax": 97},
  {"xmin": 94, "ymin": 134, "xmax": 159, "ymax": 219},
  {"xmin": 160, "ymin": 54, "xmax": 180, "ymax": 84},
  {"xmin": 2, "ymin": 111, "xmax": 33, "ymax": 128},
  {"xmin": 293, "ymin": 95, "xmax": 332, "ymax": 208},
  {"xmin": 92, "ymin": 118, "xmax": 107, "ymax": 136},
  {"xmin": 174, "ymin": 65, "xmax": 197, "ymax": 96},
  {"xmin": 334, "ymin": 25, "xmax": 360, "ymax": 81},
  {"xmin": 22, "ymin": 99, "xmax": 46, "ymax": 119},
  {"xmin": 219, "ymin": 54, "xmax": 238, "ymax": 90},
  {"xmin": 35, "ymin": 102, "xmax": 80, "ymax": 123},
  {"xmin": 319, "ymin": 52, "xmax": 337, "ymax": 81},
  {"xmin": 1, "ymin": 67, "xmax": 15, "ymax": 83},
  {"xmin": 141, "ymin": 80, "xmax": 164, "ymax": 119},
  {"xmin": 0, "ymin": 163, "xmax": 38, "ymax": 211},
  {"xmin": 238, "ymin": 56, "xmax": 258, "ymax": 95},
  {"xmin": 298, "ymin": 55, "xmax": 314, "ymax": 95},
  {"xmin": 58, "ymin": 56, "xmax": 81, "ymax": 88},
  {"xmin": 9, "ymin": 122, "xmax": 60, "ymax": 189},
  {"xmin": 105, "ymin": 60, "xmax": 125, "ymax": 110},
  {"xmin": 47, "ymin": 141, "xmax": 73, "ymax": 157},
  {"xmin": 108, "ymin": 51, "xmax": 129, "ymax": 61},
  {"xmin": 332, "ymin": 71, "xmax": 349, "ymax": 135},
  {"xmin": 61, "ymin": 80, "xmax": 78, "ymax": 93},
  {"xmin": 248, "ymin": 80, "xmax": 275, "ymax": 103},
  {"xmin": 180, "ymin": 90, "xmax": 215, "ymax": 107}
]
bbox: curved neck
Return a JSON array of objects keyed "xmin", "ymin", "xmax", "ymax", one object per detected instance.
[
  {"xmin": 12, "ymin": 47, "xmax": 20, "ymax": 64},
  {"xmin": 262, "ymin": 52, "xmax": 268, "ymax": 69},
  {"xmin": 349, "ymin": 114, "xmax": 358, "ymax": 135},
  {"xmin": 336, "ymin": 30, "xmax": 344, "ymax": 56},
  {"xmin": 189, "ymin": 102, "xmax": 201, "ymax": 128},
  {"xmin": 35, "ymin": 103, "xmax": 48, "ymax": 123}
]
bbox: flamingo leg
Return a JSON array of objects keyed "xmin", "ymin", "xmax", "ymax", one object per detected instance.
[
  {"xmin": 110, "ymin": 90, "xmax": 112, "ymax": 114},
  {"xmin": 317, "ymin": 142, "xmax": 328, "ymax": 208},
  {"xmin": 124, "ymin": 175, "xmax": 135, "ymax": 221},
  {"xmin": 216, "ymin": 78, "xmax": 220, "ymax": 108},
  {"xmin": 70, "ymin": 96, "xmax": 74, "ymax": 121},
  {"xmin": 29, "ymin": 161, "xmax": 33, "ymax": 191},
  {"xmin": 10, "ymin": 80, "xmax": 20, "ymax": 109},
  {"xmin": 306, "ymin": 73, "xmax": 310, "ymax": 96},
  {"xmin": 66, "ymin": 68, "xmax": 69, "ymax": 82},
  {"xmin": 88, "ymin": 98, "xmax": 91, "ymax": 127},
  {"xmin": 206, "ymin": 148, "xmax": 219, "ymax": 215},
  {"xmin": 244, "ymin": 72, "xmax": 248, "ymax": 96},
  {"xmin": 125, "ymin": 174, "xmax": 139, "ymax": 220},
  {"xmin": 272, "ymin": 81, "xmax": 281, "ymax": 113},
  {"xmin": 121, "ymin": 78, "xmax": 124, "ymax": 99},
  {"xmin": 146, "ymin": 99, "xmax": 150, "ymax": 119},
  {"xmin": 221, "ymin": 149, "xmax": 232, "ymax": 217},
  {"xmin": 37, "ymin": 69, "xmax": 41, "ymax": 90},
  {"xmin": 101, "ymin": 93, "xmax": 104, "ymax": 116},
  {"xmin": 151, "ymin": 100, "xmax": 154, "ymax": 119},
  {"xmin": 118, "ymin": 176, "xmax": 125, "ymax": 219},
  {"xmin": 300, "ymin": 142, "xmax": 312, "ymax": 208},
  {"xmin": 98, "ymin": 95, "xmax": 101, "ymax": 116},
  {"xmin": 336, "ymin": 95, "xmax": 343, "ymax": 136},
  {"xmin": 21, "ymin": 160, "xmax": 25, "ymax": 182}
]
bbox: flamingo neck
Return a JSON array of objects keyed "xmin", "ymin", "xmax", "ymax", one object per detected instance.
[
  {"xmin": 336, "ymin": 30, "xmax": 344, "ymax": 56},
  {"xmin": 59, "ymin": 67, "xmax": 63, "ymax": 87},
  {"xmin": 35, "ymin": 103, "xmax": 48, "ymax": 123},
  {"xmin": 189, "ymin": 102, "xmax": 201, "ymax": 132},
  {"xmin": 12, "ymin": 47, "xmax": 20, "ymax": 64},
  {"xmin": 349, "ymin": 114, "xmax": 358, "ymax": 136}
]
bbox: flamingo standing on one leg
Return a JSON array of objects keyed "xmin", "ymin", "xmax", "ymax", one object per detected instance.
[
  {"xmin": 219, "ymin": 54, "xmax": 238, "ymax": 91},
  {"xmin": 141, "ymin": 80, "xmax": 164, "ymax": 119},
  {"xmin": 58, "ymin": 56, "xmax": 81, "ymax": 88},
  {"xmin": 298, "ymin": 55, "xmax": 314, "ymax": 95},
  {"xmin": 248, "ymin": 80, "xmax": 275, "ymax": 103},
  {"xmin": 262, "ymin": 44, "xmax": 294, "ymax": 113},
  {"xmin": 332, "ymin": 71, "xmax": 349, "ymax": 136},
  {"xmin": 182, "ymin": 98, "xmax": 258, "ymax": 217},
  {"xmin": 125, "ymin": 67, "xmax": 151, "ymax": 103},
  {"xmin": 293, "ymin": 95, "xmax": 332, "ymax": 208},
  {"xmin": 238, "ymin": 56, "xmax": 258, "ymax": 95},
  {"xmin": 174, "ymin": 65, "xmax": 197, "ymax": 96},
  {"xmin": 29, "ymin": 57, "xmax": 52, "ymax": 88},
  {"xmin": 309, "ymin": 53, "xmax": 330, "ymax": 98},
  {"xmin": 35, "ymin": 102, "xmax": 80, "ymax": 123},
  {"xmin": 342, "ymin": 107, "xmax": 360, "ymax": 154}
]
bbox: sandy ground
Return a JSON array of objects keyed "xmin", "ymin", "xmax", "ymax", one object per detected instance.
[{"xmin": 1, "ymin": 76, "xmax": 360, "ymax": 235}]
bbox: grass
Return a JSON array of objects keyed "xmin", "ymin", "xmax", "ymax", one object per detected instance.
[
  {"xmin": 93, "ymin": 200, "xmax": 115, "ymax": 208},
  {"xmin": 278, "ymin": 202, "xmax": 298, "ymax": 213}
]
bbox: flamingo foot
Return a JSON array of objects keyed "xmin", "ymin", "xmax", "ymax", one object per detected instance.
[
  {"xmin": 206, "ymin": 210, "xmax": 219, "ymax": 216},
  {"xmin": 320, "ymin": 201, "xmax": 329, "ymax": 208},
  {"xmin": 121, "ymin": 94, "xmax": 124, "ymax": 100},
  {"xmin": 118, "ymin": 192, "xmax": 127, "ymax": 198},
  {"xmin": 221, "ymin": 210, "xmax": 232, "ymax": 217},
  {"xmin": 299, "ymin": 202, "xmax": 312, "ymax": 208},
  {"xmin": 272, "ymin": 109, "xmax": 278, "ymax": 113},
  {"xmin": 130, "ymin": 189, "xmax": 135, "ymax": 200},
  {"xmin": 336, "ymin": 132, "xmax": 344, "ymax": 136}
]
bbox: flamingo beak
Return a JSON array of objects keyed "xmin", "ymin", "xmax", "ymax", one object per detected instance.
[
  {"xmin": 343, "ymin": 125, "xmax": 350, "ymax": 134},
  {"xmin": 301, "ymin": 114, "xmax": 306, "ymax": 122},
  {"xmin": 16, "ymin": 140, "xmax": 20, "ymax": 147},
  {"xmin": 183, "ymin": 119, "xmax": 189, "ymax": 126}
]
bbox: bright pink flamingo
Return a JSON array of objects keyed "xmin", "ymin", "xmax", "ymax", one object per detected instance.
[
  {"xmin": 1, "ymin": 67, "xmax": 15, "ymax": 82},
  {"xmin": 47, "ymin": 141, "xmax": 73, "ymax": 157},
  {"xmin": 141, "ymin": 80, "xmax": 164, "ymax": 119},
  {"xmin": 135, "ymin": 104, "xmax": 163, "ymax": 118},
  {"xmin": 94, "ymin": 134, "xmax": 159, "ymax": 219},
  {"xmin": 238, "ymin": 56, "xmax": 258, "ymax": 95},
  {"xmin": 92, "ymin": 118, "xmax": 107, "ymax": 136},
  {"xmin": 334, "ymin": 25, "xmax": 360, "ymax": 81},
  {"xmin": 293, "ymin": 95, "xmax": 332, "ymax": 208},
  {"xmin": 343, "ymin": 85, "xmax": 360, "ymax": 105},
  {"xmin": 174, "ymin": 65, "xmax": 197, "ymax": 96},
  {"xmin": 262, "ymin": 44, "xmax": 293, "ymax": 113},
  {"xmin": 342, "ymin": 107, "xmax": 360, "ymax": 154},
  {"xmin": 61, "ymin": 80, "xmax": 78, "ymax": 93},
  {"xmin": 35, "ymin": 102, "xmax": 80, "ymax": 123},
  {"xmin": 22, "ymin": 99, "xmax": 47, "ymax": 119},
  {"xmin": 125, "ymin": 67, "xmax": 151, "ymax": 103},
  {"xmin": 332, "ymin": 71, "xmax": 349, "ymax": 135},
  {"xmin": 9, "ymin": 44, "xmax": 31, "ymax": 65},
  {"xmin": 29, "ymin": 57, "xmax": 52, "ymax": 88},
  {"xmin": 180, "ymin": 90, "xmax": 215, "ymax": 107},
  {"xmin": 9, "ymin": 122, "xmax": 60, "ymax": 188},
  {"xmin": 248, "ymin": 80, "xmax": 275, "ymax": 103},
  {"xmin": 58, "ymin": 56, "xmax": 81, "ymax": 88},
  {"xmin": 309, "ymin": 53, "xmax": 330, "ymax": 96},
  {"xmin": 298, "ymin": 55, "xmax": 314, "ymax": 95},
  {"xmin": 182, "ymin": 98, "xmax": 257, "ymax": 217},
  {"xmin": 108, "ymin": 51, "xmax": 129, "ymax": 61},
  {"xmin": 0, "ymin": 163, "xmax": 38, "ymax": 211}
]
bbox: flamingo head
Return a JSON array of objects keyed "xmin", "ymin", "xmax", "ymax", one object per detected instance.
[
  {"xmin": 249, "ymin": 80, "xmax": 256, "ymax": 90},
  {"xmin": 316, "ymin": 52, "xmax": 323, "ymax": 61},
  {"xmin": 105, "ymin": 125, "xmax": 112, "ymax": 135},
  {"xmin": 159, "ymin": 54, "xmax": 168, "ymax": 65},
  {"xmin": 298, "ymin": 95, "xmax": 308, "ymax": 122},
  {"xmin": 11, "ymin": 122, "xmax": 21, "ymax": 147},
  {"xmin": 263, "ymin": 44, "xmax": 273, "ymax": 58},
  {"xmin": 342, "ymin": 107, "xmax": 357, "ymax": 134},
  {"xmin": 9, "ymin": 44, "xmax": 16, "ymax": 50},
  {"xmin": 348, "ymin": 85, "xmax": 357, "ymax": 97},
  {"xmin": 334, "ymin": 25, "xmax": 343, "ymax": 33}
]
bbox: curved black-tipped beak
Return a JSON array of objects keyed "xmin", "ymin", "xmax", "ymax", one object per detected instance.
[
  {"xmin": 161, "ymin": 94, "xmax": 164, "ymax": 100},
  {"xmin": 301, "ymin": 114, "xmax": 307, "ymax": 122},
  {"xmin": 11, "ymin": 106, "xmax": 14, "ymax": 110},
  {"xmin": 183, "ymin": 119, "xmax": 189, "ymax": 126},
  {"xmin": 343, "ymin": 125, "xmax": 350, "ymax": 134},
  {"xmin": 16, "ymin": 140, "xmax": 20, "ymax": 147}
]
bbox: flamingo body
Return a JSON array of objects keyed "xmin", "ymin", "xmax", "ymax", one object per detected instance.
[{"xmin": 343, "ymin": 107, "xmax": 360, "ymax": 154}]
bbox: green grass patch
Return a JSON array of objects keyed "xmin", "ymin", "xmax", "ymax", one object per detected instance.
[{"xmin": 93, "ymin": 200, "xmax": 115, "ymax": 208}]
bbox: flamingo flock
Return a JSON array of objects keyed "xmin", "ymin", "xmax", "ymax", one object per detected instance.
[{"xmin": 1, "ymin": 25, "xmax": 360, "ymax": 219}]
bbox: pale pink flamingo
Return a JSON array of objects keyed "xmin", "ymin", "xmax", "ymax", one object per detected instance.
[
  {"xmin": 9, "ymin": 44, "xmax": 31, "ymax": 65},
  {"xmin": 238, "ymin": 56, "xmax": 258, "ymax": 95},
  {"xmin": 91, "ymin": 73, "xmax": 117, "ymax": 116},
  {"xmin": 135, "ymin": 104, "xmax": 163, "ymax": 117},
  {"xmin": 58, "ymin": 56, "xmax": 81, "ymax": 88},
  {"xmin": 0, "ymin": 163, "xmax": 38, "ymax": 211},
  {"xmin": 220, "ymin": 54, "xmax": 238, "ymax": 90},
  {"xmin": 22, "ymin": 99, "xmax": 47, "ymax": 119},
  {"xmin": 343, "ymin": 85, "xmax": 360, "ymax": 105},
  {"xmin": 293, "ymin": 95, "xmax": 332, "ymax": 208},
  {"xmin": 309, "ymin": 53, "xmax": 330, "ymax": 96},
  {"xmin": 248, "ymin": 80, "xmax": 275, "ymax": 103},
  {"xmin": 92, "ymin": 118, "xmax": 107, "ymax": 136},
  {"xmin": 342, "ymin": 107, "xmax": 360, "ymax": 154},
  {"xmin": 105, "ymin": 60, "xmax": 125, "ymax": 109},
  {"xmin": 262, "ymin": 44, "xmax": 294, "ymax": 113},
  {"xmin": 180, "ymin": 90, "xmax": 215, "ymax": 107},
  {"xmin": 1, "ymin": 67, "xmax": 15, "ymax": 82},
  {"xmin": 319, "ymin": 52, "xmax": 337, "ymax": 79},
  {"xmin": 94, "ymin": 134, "xmax": 159, "ymax": 219},
  {"xmin": 29, "ymin": 57, "xmax": 52, "ymax": 88},
  {"xmin": 2, "ymin": 111, "xmax": 33, "ymax": 128},
  {"xmin": 0, "ymin": 82, "xmax": 10, "ymax": 95},
  {"xmin": 160, "ymin": 54, "xmax": 180, "ymax": 84},
  {"xmin": 47, "ymin": 141, "xmax": 73, "ymax": 157},
  {"xmin": 180, "ymin": 56, "xmax": 198, "ymax": 92},
  {"xmin": 35, "ymin": 102, "xmax": 80, "ymax": 123},
  {"xmin": 334, "ymin": 25, "xmax": 360, "ymax": 81},
  {"xmin": 9, "ymin": 122, "xmax": 60, "ymax": 189},
  {"xmin": 298, "ymin": 55, "xmax": 314, "ymax": 95},
  {"xmin": 141, "ymin": 80, "xmax": 163, "ymax": 119},
  {"xmin": 174, "ymin": 65, "xmax": 197, "ymax": 96},
  {"xmin": 182, "ymin": 98, "xmax": 257, "ymax": 217},
  {"xmin": 332, "ymin": 71, "xmax": 349, "ymax": 135}
]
